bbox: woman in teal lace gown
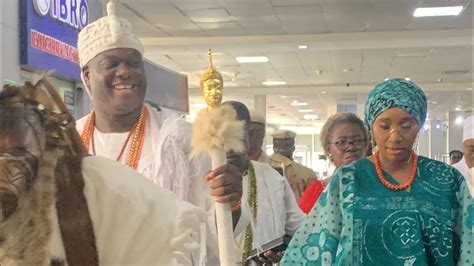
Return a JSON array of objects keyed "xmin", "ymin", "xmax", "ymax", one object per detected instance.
[{"xmin": 282, "ymin": 78, "xmax": 473, "ymax": 265}]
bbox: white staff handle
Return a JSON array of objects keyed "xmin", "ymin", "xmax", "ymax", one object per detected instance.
[{"xmin": 211, "ymin": 149, "xmax": 236, "ymax": 266}]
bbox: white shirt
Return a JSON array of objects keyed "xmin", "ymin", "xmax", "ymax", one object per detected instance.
[
  {"xmin": 234, "ymin": 160, "xmax": 305, "ymax": 263},
  {"xmin": 453, "ymin": 157, "xmax": 474, "ymax": 197},
  {"xmin": 48, "ymin": 156, "xmax": 204, "ymax": 265}
]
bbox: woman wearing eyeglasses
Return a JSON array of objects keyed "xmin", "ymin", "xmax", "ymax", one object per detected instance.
[
  {"xmin": 299, "ymin": 112, "xmax": 369, "ymax": 214},
  {"xmin": 282, "ymin": 78, "xmax": 473, "ymax": 265}
]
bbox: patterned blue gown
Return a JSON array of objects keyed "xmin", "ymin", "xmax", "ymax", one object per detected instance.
[{"xmin": 282, "ymin": 156, "xmax": 474, "ymax": 265}]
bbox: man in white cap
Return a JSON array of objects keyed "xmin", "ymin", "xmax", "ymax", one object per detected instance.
[
  {"xmin": 248, "ymin": 109, "xmax": 271, "ymax": 163},
  {"xmin": 269, "ymin": 130, "xmax": 317, "ymax": 201},
  {"xmin": 453, "ymin": 115, "xmax": 474, "ymax": 196},
  {"xmin": 76, "ymin": 1, "xmax": 243, "ymax": 264}
]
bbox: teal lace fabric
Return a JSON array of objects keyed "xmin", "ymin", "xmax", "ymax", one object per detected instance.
[{"xmin": 282, "ymin": 156, "xmax": 474, "ymax": 265}]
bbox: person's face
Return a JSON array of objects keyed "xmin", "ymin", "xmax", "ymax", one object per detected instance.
[
  {"xmin": 201, "ymin": 78, "xmax": 223, "ymax": 107},
  {"xmin": 226, "ymin": 122, "xmax": 250, "ymax": 173},
  {"xmin": 326, "ymin": 123, "xmax": 367, "ymax": 169},
  {"xmin": 273, "ymin": 138, "xmax": 295, "ymax": 159},
  {"xmin": 463, "ymin": 139, "xmax": 474, "ymax": 168},
  {"xmin": 248, "ymin": 122, "xmax": 265, "ymax": 156},
  {"xmin": 372, "ymin": 108, "xmax": 420, "ymax": 162},
  {"xmin": 450, "ymin": 151, "xmax": 463, "ymax": 165},
  {"xmin": 83, "ymin": 48, "xmax": 147, "ymax": 115}
]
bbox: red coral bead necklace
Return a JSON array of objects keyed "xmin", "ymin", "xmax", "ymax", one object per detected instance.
[{"xmin": 374, "ymin": 150, "xmax": 418, "ymax": 191}]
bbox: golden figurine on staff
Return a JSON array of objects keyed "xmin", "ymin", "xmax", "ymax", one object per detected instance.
[
  {"xmin": 200, "ymin": 49, "xmax": 224, "ymax": 109},
  {"xmin": 192, "ymin": 49, "xmax": 245, "ymax": 265}
]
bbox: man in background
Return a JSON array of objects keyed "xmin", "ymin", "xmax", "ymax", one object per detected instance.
[
  {"xmin": 269, "ymin": 130, "xmax": 317, "ymax": 201},
  {"xmin": 449, "ymin": 150, "xmax": 463, "ymax": 165},
  {"xmin": 224, "ymin": 102, "xmax": 304, "ymax": 265},
  {"xmin": 453, "ymin": 116, "xmax": 473, "ymax": 196}
]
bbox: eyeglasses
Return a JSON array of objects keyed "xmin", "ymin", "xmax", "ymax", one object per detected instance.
[{"xmin": 329, "ymin": 138, "xmax": 366, "ymax": 151}]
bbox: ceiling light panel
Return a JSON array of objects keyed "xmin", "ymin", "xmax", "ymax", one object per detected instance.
[
  {"xmin": 236, "ymin": 56, "xmax": 269, "ymax": 63},
  {"xmin": 262, "ymin": 81, "xmax": 287, "ymax": 86},
  {"xmin": 413, "ymin": 6, "xmax": 463, "ymax": 17}
]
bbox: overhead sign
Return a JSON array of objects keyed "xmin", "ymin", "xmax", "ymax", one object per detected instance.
[{"xmin": 20, "ymin": 0, "xmax": 89, "ymax": 80}]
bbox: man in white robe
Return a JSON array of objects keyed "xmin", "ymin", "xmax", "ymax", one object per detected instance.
[
  {"xmin": 453, "ymin": 115, "xmax": 474, "ymax": 196},
  {"xmin": 224, "ymin": 102, "xmax": 305, "ymax": 265},
  {"xmin": 75, "ymin": 2, "xmax": 244, "ymax": 263}
]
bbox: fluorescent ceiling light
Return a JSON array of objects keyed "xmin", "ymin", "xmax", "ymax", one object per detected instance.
[
  {"xmin": 236, "ymin": 56, "xmax": 268, "ymax": 63},
  {"xmin": 262, "ymin": 81, "xmax": 286, "ymax": 86},
  {"xmin": 405, "ymin": 77, "xmax": 411, "ymax": 81},
  {"xmin": 432, "ymin": 101, "xmax": 438, "ymax": 105},
  {"xmin": 303, "ymin": 114, "xmax": 319, "ymax": 120},
  {"xmin": 298, "ymin": 109, "xmax": 314, "ymax": 113},
  {"xmin": 321, "ymin": 91, "xmax": 327, "ymax": 94},
  {"xmin": 298, "ymin": 45, "xmax": 308, "ymax": 49},
  {"xmin": 291, "ymin": 101, "xmax": 308, "ymax": 106},
  {"xmin": 455, "ymin": 116, "xmax": 464, "ymax": 124},
  {"xmin": 413, "ymin": 6, "xmax": 463, "ymax": 17}
]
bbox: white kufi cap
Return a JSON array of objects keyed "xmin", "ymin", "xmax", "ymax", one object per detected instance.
[{"xmin": 77, "ymin": 0, "xmax": 144, "ymax": 68}]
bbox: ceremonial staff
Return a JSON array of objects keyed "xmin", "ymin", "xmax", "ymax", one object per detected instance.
[{"xmin": 192, "ymin": 50, "xmax": 245, "ymax": 265}]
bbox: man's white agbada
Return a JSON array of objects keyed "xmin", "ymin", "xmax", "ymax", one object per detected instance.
[{"xmin": 191, "ymin": 50, "xmax": 245, "ymax": 265}]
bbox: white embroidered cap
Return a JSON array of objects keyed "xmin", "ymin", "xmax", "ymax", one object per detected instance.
[
  {"xmin": 463, "ymin": 115, "xmax": 474, "ymax": 142},
  {"xmin": 77, "ymin": 0, "xmax": 144, "ymax": 68}
]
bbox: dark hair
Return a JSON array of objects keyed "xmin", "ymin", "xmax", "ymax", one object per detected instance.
[
  {"xmin": 449, "ymin": 150, "xmax": 463, "ymax": 156},
  {"xmin": 222, "ymin": 101, "xmax": 250, "ymax": 124}
]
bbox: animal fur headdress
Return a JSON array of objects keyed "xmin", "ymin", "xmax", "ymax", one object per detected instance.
[{"xmin": 0, "ymin": 79, "xmax": 97, "ymax": 265}]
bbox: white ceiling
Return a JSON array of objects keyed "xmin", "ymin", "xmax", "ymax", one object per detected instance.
[{"xmin": 111, "ymin": 0, "xmax": 473, "ymax": 130}]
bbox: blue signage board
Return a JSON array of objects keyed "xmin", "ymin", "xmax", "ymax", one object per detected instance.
[{"xmin": 20, "ymin": 0, "xmax": 89, "ymax": 80}]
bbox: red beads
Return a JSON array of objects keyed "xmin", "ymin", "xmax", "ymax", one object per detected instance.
[{"xmin": 374, "ymin": 151, "xmax": 418, "ymax": 191}]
